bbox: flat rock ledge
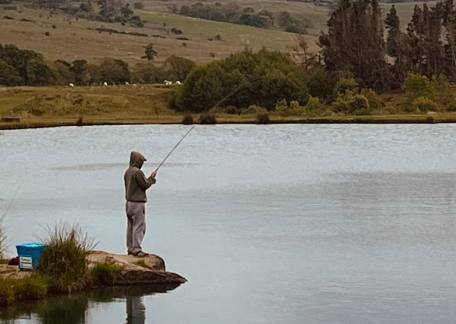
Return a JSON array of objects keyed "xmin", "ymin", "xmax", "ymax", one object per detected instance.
[
  {"xmin": 87, "ymin": 251, "xmax": 187, "ymax": 286},
  {"xmin": 0, "ymin": 251, "xmax": 187, "ymax": 287}
]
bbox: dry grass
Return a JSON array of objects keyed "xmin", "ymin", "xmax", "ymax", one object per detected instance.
[{"xmin": 0, "ymin": 84, "xmax": 172, "ymax": 118}]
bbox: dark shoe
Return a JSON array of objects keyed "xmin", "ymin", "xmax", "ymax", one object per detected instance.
[{"xmin": 134, "ymin": 251, "xmax": 149, "ymax": 257}]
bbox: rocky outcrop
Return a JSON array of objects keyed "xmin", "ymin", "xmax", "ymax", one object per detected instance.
[
  {"xmin": 0, "ymin": 251, "xmax": 187, "ymax": 287},
  {"xmin": 87, "ymin": 251, "xmax": 187, "ymax": 286}
]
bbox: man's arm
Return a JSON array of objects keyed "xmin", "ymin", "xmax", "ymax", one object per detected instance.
[{"xmin": 135, "ymin": 170, "xmax": 156, "ymax": 190}]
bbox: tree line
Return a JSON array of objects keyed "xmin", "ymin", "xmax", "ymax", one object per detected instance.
[
  {"xmin": 36, "ymin": 0, "xmax": 144, "ymax": 27},
  {"xmin": 320, "ymin": 0, "xmax": 456, "ymax": 91},
  {"xmin": 176, "ymin": 2, "xmax": 311, "ymax": 33},
  {"xmin": 0, "ymin": 44, "xmax": 195, "ymax": 86}
]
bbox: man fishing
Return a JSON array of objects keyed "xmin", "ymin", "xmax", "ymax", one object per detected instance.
[{"xmin": 124, "ymin": 151, "xmax": 157, "ymax": 257}]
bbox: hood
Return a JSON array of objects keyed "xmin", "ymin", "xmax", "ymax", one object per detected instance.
[{"xmin": 129, "ymin": 151, "xmax": 147, "ymax": 169}]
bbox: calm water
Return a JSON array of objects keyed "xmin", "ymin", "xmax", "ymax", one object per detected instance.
[{"xmin": 1, "ymin": 124, "xmax": 456, "ymax": 323}]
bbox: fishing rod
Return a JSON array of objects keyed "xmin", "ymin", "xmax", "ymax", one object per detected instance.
[
  {"xmin": 154, "ymin": 126, "xmax": 195, "ymax": 172},
  {"xmin": 0, "ymin": 184, "xmax": 20, "ymax": 223}
]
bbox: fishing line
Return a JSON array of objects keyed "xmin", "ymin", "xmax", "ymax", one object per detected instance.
[{"xmin": 154, "ymin": 126, "xmax": 195, "ymax": 172}]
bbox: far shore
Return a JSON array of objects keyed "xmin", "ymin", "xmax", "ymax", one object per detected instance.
[{"xmin": 0, "ymin": 113, "xmax": 455, "ymax": 131}]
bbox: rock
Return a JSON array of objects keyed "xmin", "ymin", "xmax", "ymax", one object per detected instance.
[
  {"xmin": 87, "ymin": 251, "xmax": 187, "ymax": 286},
  {"xmin": 87, "ymin": 251, "xmax": 166, "ymax": 271},
  {"xmin": 0, "ymin": 251, "xmax": 187, "ymax": 287}
]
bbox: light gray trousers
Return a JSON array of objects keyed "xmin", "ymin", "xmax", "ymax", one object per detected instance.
[{"xmin": 126, "ymin": 201, "xmax": 146, "ymax": 254}]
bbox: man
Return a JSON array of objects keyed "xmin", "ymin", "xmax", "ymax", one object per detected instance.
[{"xmin": 124, "ymin": 151, "xmax": 157, "ymax": 257}]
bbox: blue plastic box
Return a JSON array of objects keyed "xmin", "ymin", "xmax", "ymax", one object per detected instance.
[{"xmin": 16, "ymin": 243, "xmax": 47, "ymax": 271}]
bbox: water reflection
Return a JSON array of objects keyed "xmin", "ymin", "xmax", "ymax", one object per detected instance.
[
  {"xmin": 0, "ymin": 285, "xmax": 180, "ymax": 324},
  {"xmin": 126, "ymin": 296, "xmax": 145, "ymax": 324}
]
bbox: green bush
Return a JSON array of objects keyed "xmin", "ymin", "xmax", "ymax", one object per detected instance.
[
  {"xmin": 360, "ymin": 89, "xmax": 384, "ymax": 110},
  {"xmin": 15, "ymin": 274, "xmax": 48, "ymax": 301},
  {"xmin": 405, "ymin": 73, "xmax": 431, "ymax": 101},
  {"xmin": 0, "ymin": 279, "xmax": 15, "ymax": 306},
  {"xmin": 174, "ymin": 49, "xmax": 309, "ymax": 112},
  {"xmin": 256, "ymin": 112, "xmax": 270, "ymax": 124},
  {"xmin": 305, "ymin": 96, "xmax": 324, "ymax": 111},
  {"xmin": 413, "ymin": 97, "xmax": 439, "ymax": 112},
  {"xmin": 198, "ymin": 112, "xmax": 217, "ymax": 124},
  {"xmin": 275, "ymin": 99, "xmax": 304, "ymax": 116},
  {"xmin": 306, "ymin": 69, "xmax": 338, "ymax": 103},
  {"xmin": 333, "ymin": 91, "xmax": 370, "ymax": 115},
  {"xmin": 181, "ymin": 114, "xmax": 194, "ymax": 125},
  {"xmin": 39, "ymin": 224, "xmax": 94, "ymax": 293},
  {"xmin": 91, "ymin": 263, "xmax": 123, "ymax": 286},
  {"xmin": 446, "ymin": 101, "xmax": 456, "ymax": 112},
  {"xmin": 336, "ymin": 77, "xmax": 359, "ymax": 94},
  {"xmin": 224, "ymin": 105, "xmax": 240, "ymax": 114},
  {"xmin": 241, "ymin": 105, "xmax": 268, "ymax": 115}
]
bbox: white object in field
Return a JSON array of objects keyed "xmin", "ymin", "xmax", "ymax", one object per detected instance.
[
  {"xmin": 176, "ymin": 81, "xmax": 182, "ymax": 85},
  {"xmin": 103, "ymin": 82, "xmax": 108, "ymax": 86},
  {"xmin": 19, "ymin": 256, "xmax": 33, "ymax": 270},
  {"xmin": 69, "ymin": 83, "xmax": 74, "ymax": 87},
  {"xmin": 164, "ymin": 80, "xmax": 173, "ymax": 86}
]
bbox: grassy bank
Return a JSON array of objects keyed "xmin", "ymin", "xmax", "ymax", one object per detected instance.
[{"xmin": 1, "ymin": 84, "xmax": 456, "ymax": 131}]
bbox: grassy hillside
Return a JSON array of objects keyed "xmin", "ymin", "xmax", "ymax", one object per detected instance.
[
  {"xmin": 1, "ymin": 0, "xmax": 431, "ymax": 66},
  {"xmin": 0, "ymin": 5, "xmax": 316, "ymax": 65}
]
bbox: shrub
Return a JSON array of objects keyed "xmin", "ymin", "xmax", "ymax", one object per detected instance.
[
  {"xmin": 306, "ymin": 69, "xmax": 338, "ymax": 103},
  {"xmin": 15, "ymin": 274, "xmax": 48, "ymax": 300},
  {"xmin": 275, "ymin": 99, "xmax": 304, "ymax": 117},
  {"xmin": 350, "ymin": 95, "xmax": 370, "ymax": 114},
  {"xmin": 242, "ymin": 105, "xmax": 268, "ymax": 115},
  {"xmin": 198, "ymin": 112, "xmax": 217, "ymax": 124},
  {"xmin": 181, "ymin": 114, "xmax": 193, "ymax": 124},
  {"xmin": 224, "ymin": 105, "xmax": 240, "ymax": 114},
  {"xmin": 256, "ymin": 112, "xmax": 270, "ymax": 124},
  {"xmin": 174, "ymin": 49, "xmax": 309, "ymax": 112},
  {"xmin": 429, "ymin": 74, "xmax": 454, "ymax": 108},
  {"xmin": 336, "ymin": 77, "xmax": 359, "ymax": 94},
  {"xmin": 413, "ymin": 97, "xmax": 438, "ymax": 112},
  {"xmin": 305, "ymin": 95, "xmax": 324, "ymax": 111},
  {"xmin": 39, "ymin": 224, "xmax": 95, "ymax": 293},
  {"xmin": 91, "ymin": 263, "xmax": 122, "ymax": 286},
  {"xmin": 333, "ymin": 91, "xmax": 370, "ymax": 115},
  {"xmin": 446, "ymin": 101, "xmax": 456, "ymax": 112},
  {"xmin": 360, "ymin": 89, "xmax": 384, "ymax": 110},
  {"xmin": 0, "ymin": 279, "xmax": 14, "ymax": 306},
  {"xmin": 405, "ymin": 73, "xmax": 430, "ymax": 101}
]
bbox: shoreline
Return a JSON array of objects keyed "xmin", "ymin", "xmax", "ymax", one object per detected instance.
[{"xmin": 0, "ymin": 113, "xmax": 454, "ymax": 130}]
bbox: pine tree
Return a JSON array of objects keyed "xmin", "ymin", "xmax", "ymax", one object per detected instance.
[
  {"xmin": 385, "ymin": 5, "xmax": 401, "ymax": 57},
  {"xmin": 319, "ymin": 0, "xmax": 389, "ymax": 91}
]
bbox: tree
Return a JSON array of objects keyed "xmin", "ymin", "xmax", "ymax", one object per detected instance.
[
  {"xmin": 142, "ymin": 43, "xmax": 158, "ymax": 61},
  {"xmin": 99, "ymin": 58, "xmax": 130, "ymax": 84},
  {"xmin": 26, "ymin": 59, "xmax": 55, "ymax": 85},
  {"xmin": 163, "ymin": 55, "xmax": 195, "ymax": 81},
  {"xmin": 319, "ymin": 0, "xmax": 390, "ymax": 91},
  {"xmin": 385, "ymin": 5, "xmax": 401, "ymax": 57},
  {"xmin": 71, "ymin": 59, "xmax": 88, "ymax": 84},
  {"xmin": 0, "ymin": 59, "xmax": 21, "ymax": 85},
  {"xmin": 174, "ymin": 49, "xmax": 309, "ymax": 112}
]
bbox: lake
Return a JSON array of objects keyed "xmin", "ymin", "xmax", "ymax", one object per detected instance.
[{"xmin": 1, "ymin": 124, "xmax": 456, "ymax": 323}]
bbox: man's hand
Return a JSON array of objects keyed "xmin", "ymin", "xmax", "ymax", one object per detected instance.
[{"xmin": 151, "ymin": 170, "xmax": 157, "ymax": 178}]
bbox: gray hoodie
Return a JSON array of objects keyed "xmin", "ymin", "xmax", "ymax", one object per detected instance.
[{"xmin": 124, "ymin": 151, "xmax": 156, "ymax": 202}]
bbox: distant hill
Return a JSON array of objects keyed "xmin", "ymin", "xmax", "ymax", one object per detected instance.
[{"xmin": 0, "ymin": 0, "xmax": 432, "ymax": 64}]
